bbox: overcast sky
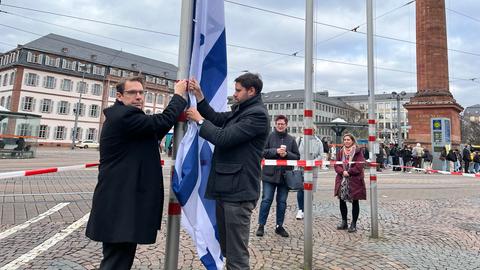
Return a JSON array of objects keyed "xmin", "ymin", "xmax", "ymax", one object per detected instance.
[{"xmin": 0, "ymin": 0, "xmax": 479, "ymax": 107}]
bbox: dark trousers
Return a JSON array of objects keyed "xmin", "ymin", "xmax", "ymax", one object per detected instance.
[
  {"xmin": 100, "ymin": 242, "xmax": 137, "ymax": 270},
  {"xmin": 339, "ymin": 199, "xmax": 360, "ymax": 224},
  {"xmin": 464, "ymin": 161, "xmax": 470, "ymax": 173},
  {"xmin": 216, "ymin": 200, "xmax": 255, "ymax": 270}
]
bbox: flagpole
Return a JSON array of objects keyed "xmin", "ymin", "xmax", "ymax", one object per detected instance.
[
  {"xmin": 366, "ymin": 0, "xmax": 379, "ymax": 239},
  {"xmin": 304, "ymin": 0, "xmax": 314, "ymax": 269},
  {"xmin": 164, "ymin": 1, "xmax": 194, "ymax": 269}
]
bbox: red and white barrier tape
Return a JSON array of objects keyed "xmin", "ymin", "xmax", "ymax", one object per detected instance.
[{"xmin": 0, "ymin": 163, "xmax": 99, "ymax": 180}]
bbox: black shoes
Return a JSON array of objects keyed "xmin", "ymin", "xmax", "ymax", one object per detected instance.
[
  {"xmin": 348, "ymin": 222, "xmax": 357, "ymax": 233},
  {"xmin": 336, "ymin": 220, "xmax": 348, "ymax": 230},
  {"xmin": 275, "ymin": 225, "xmax": 289, "ymax": 237},
  {"xmin": 256, "ymin": 225, "xmax": 264, "ymax": 237}
]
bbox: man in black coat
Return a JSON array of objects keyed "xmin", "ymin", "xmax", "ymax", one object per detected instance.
[
  {"xmin": 186, "ymin": 73, "xmax": 269, "ymax": 270},
  {"xmin": 85, "ymin": 76, "xmax": 187, "ymax": 269},
  {"xmin": 462, "ymin": 145, "xmax": 472, "ymax": 173}
]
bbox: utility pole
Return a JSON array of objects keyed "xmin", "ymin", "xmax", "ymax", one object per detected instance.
[
  {"xmin": 304, "ymin": 0, "xmax": 314, "ymax": 268},
  {"xmin": 367, "ymin": 0, "xmax": 379, "ymax": 238},
  {"xmin": 164, "ymin": 1, "xmax": 193, "ymax": 269},
  {"xmin": 71, "ymin": 67, "xmax": 86, "ymax": 149}
]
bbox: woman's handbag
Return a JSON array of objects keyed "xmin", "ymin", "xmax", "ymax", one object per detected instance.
[{"xmin": 284, "ymin": 170, "xmax": 304, "ymax": 191}]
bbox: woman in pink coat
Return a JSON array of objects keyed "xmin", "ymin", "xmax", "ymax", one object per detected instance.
[{"xmin": 334, "ymin": 133, "xmax": 366, "ymax": 233}]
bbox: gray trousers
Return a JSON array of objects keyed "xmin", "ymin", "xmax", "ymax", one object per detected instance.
[{"xmin": 216, "ymin": 200, "xmax": 256, "ymax": 270}]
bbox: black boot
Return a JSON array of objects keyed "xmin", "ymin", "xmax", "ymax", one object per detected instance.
[
  {"xmin": 256, "ymin": 225, "xmax": 264, "ymax": 237},
  {"xmin": 336, "ymin": 220, "xmax": 348, "ymax": 230},
  {"xmin": 348, "ymin": 222, "xmax": 357, "ymax": 233}
]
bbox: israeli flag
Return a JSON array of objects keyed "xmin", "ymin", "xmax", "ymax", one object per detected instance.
[{"xmin": 172, "ymin": 0, "xmax": 227, "ymax": 269}]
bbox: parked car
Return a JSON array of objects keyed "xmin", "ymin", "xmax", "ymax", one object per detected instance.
[{"xmin": 75, "ymin": 140, "xmax": 99, "ymax": 149}]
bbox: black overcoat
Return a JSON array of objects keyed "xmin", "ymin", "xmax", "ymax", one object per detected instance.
[
  {"xmin": 86, "ymin": 95, "xmax": 186, "ymax": 244},
  {"xmin": 198, "ymin": 94, "xmax": 269, "ymax": 202}
]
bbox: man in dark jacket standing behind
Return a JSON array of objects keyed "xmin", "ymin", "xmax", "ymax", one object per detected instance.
[
  {"xmin": 86, "ymin": 76, "xmax": 187, "ymax": 269},
  {"xmin": 186, "ymin": 73, "xmax": 269, "ymax": 270}
]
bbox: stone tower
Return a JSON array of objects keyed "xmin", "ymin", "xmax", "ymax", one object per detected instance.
[{"xmin": 404, "ymin": 0, "xmax": 463, "ymax": 150}]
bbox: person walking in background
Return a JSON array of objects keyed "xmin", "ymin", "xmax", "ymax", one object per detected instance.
[
  {"xmin": 401, "ymin": 144, "xmax": 413, "ymax": 173},
  {"xmin": 256, "ymin": 115, "xmax": 300, "ymax": 237},
  {"xmin": 295, "ymin": 131, "xmax": 323, "ymax": 220},
  {"xmin": 422, "ymin": 149, "xmax": 433, "ymax": 173},
  {"xmin": 334, "ymin": 133, "xmax": 366, "ymax": 233},
  {"xmin": 462, "ymin": 145, "xmax": 472, "ymax": 173},
  {"xmin": 412, "ymin": 143, "xmax": 424, "ymax": 170},
  {"xmin": 473, "ymin": 150, "xmax": 480, "ymax": 173},
  {"xmin": 376, "ymin": 143, "xmax": 386, "ymax": 172},
  {"xmin": 446, "ymin": 149, "xmax": 457, "ymax": 172},
  {"xmin": 454, "ymin": 149, "xmax": 462, "ymax": 172}
]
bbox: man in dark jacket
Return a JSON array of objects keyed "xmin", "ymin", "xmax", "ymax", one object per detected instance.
[
  {"xmin": 462, "ymin": 145, "xmax": 472, "ymax": 173},
  {"xmin": 186, "ymin": 73, "xmax": 269, "ymax": 270},
  {"xmin": 256, "ymin": 115, "xmax": 299, "ymax": 237},
  {"xmin": 85, "ymin": 76, "xmax": 187, "ymax": 269}
]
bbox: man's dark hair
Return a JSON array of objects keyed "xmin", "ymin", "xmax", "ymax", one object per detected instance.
[
  {"xmin": 275, "ymin": 115, "xmax": 288, "ymax": 124},
  {"xmin": 234, "ymin": 72, "xmax": 263, "ymax": 94},
  {"xmin": 116, "ymin": 76, "xmax": 145, "ymax": 94}
]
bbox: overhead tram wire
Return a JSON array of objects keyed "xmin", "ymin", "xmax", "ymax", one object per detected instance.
[
  {"xmin": 2, "ymin": 1, "xmax": 480, "ymax": 58},
  {"xmin": 1, "ymin": 21, "xmax": 477, "ymax": 87},
  {"xmin": 0, "ymin": 10, "xmax": 177, "ymax": 57},
  {"xmin": 0, "ymin": 3, "xmax": 179, "ymax": 37},
  {"xmin": 251, "ymin": 0, "xmax": 416, "ymax": 71},
  {"xmin": 446, "ymin": 8, "xmax": 480, "ymax": 24},
  {"xmin": 223, "ymin": 0, "xmax": 480, "ymax": 58}
]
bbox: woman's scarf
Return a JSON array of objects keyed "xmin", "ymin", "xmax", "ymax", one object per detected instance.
[{"xmin": 339, "ymin": 145, "xmax": 356, "ymax": 202}]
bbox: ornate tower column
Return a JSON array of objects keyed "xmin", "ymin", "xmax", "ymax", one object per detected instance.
[{"xmin": 404, "ymin": 0, "xmax": 463, "ymax": 150}]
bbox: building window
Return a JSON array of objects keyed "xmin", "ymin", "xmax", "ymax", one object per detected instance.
[
  {"xmin": 73, "ymin": 103, "xmax": 86, "ymax": 116},
  {"xmin": 43, "ymin": 76, "xmax": 57, "ymax": 89},
  {"xmin": 77, "ymin": 81, "xmax": 88, "ymax": 94},
  {"xmin": 291, "ymin": 115, "xmax": 297, "ymax": 121},
  {"xmin": 109, "ymin": 68, "xmax": 121, "ymax": 77},
  {"xmin": 299, "ymin": 103, "xmax": 304, "ymax": 109},
  {"xmin": 92, "ymin": 84, "xmax": 102, "ymax": 96},
  {"xmin": 0, "ymin": 96, "xmax": 4, "ymax": 107},
  {"xmin": 86, "ymin": 128, "xmax": 97, "ymax": 140},
  {"xmin": 268, "ymin": 104, "xmax": 273, "ymax": 110},
  {"xmin": 62, "ymin": 59, "xmax": 77, "ymax": 71},
  {"xmin": 38, "ymin": 125, "xmax": 50, "ymax": 139},
  {"xmin": 71, "ymin": 127, "xmax": 83, "ymax": 140},
  {"xmin": 9, "ymin": 72, "xmax": 15, "ymax": 85},
  {"xmin": 299, "ymin": 115, "xmax": 303, "ymax": 122},
  {"xmin": 2, "ymin": 74, "xmax": 7, "ymax": 86},
  {"xmin": 292, "ymin": 127, "xmax": 297, "ymax": 133},
  {"xmin": 25, "ymin": 73, "xmax": 39, "ymax": 86},
  {"xmin": 26, "ymin": 52, "xmax": 43, "ymax": 64},
  {"xmin": 18, "ymin": 123, "xmax": 32, "ymax": 136},
  {"xmin": 54, "ymin": 126, "xmax": 66, "ymax": 140},
  {"xmin": 167, "ymin": 80, "xmax": 174, "ymax": 89},
  {"xmin": 146, "ymin": 92, "xmax": 153, "ymax": 103},
  {"xmin": 61, "ymin": 79, "xmax": 73, "ymax": 91},
  {"xmin": 292, "ymin": 103, "xmax": 297, "ymax": 109},
  {"xmin": 92, "ymin": 65, "xmax": 105, "ymax": 75},
  {"xmin": 40, "ymin": 99, "xmax": 53, "ymax": 113},
  {"xmin": 274, "ymin": 104, "xmax": 279, "ymax": 110},
  {"xmin": 280, "ymin": 104, "xmax": 285, "ymax": 110},
  {"xmin": 109, "ymin": 86, "xmax": 116, "ymax": 98},
  {"xmin": 44, "ymin": 55, "xmax": 60, "ymax": 67},
  {"xmin": 286, "ymin": 103, "xmax": 291, "ymax": 109},
  {"xmin": 89, "ymin": 104, "xmax": 99, "ymax": 118},
  {"xmin": 6, "ymin": 96, "xmax": 11, "ymax": 110},
  {"xmin": 21, "ymin": 96, "xmax": 35, "ymax": 111},
  {"xmin": 57, "ymin": 101, "xmax": 70, "ymax": 115},
  {"xmin": 156, "ymin": 94, "xmax": 164, "ymax": 105}
]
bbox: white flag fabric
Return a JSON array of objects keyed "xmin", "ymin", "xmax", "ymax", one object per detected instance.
[{"xmin": 172, "ymin": 0, "xmax": 227, "ymax": 269}]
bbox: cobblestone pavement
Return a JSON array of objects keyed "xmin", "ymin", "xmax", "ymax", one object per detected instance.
[{"xmin": 1, "ymin": 149, "xmax": 480, "ymax": 269}]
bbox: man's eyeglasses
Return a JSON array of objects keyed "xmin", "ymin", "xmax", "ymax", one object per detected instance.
[{"xmin": 124, "ymin": 90, "xmax": 145, "ymax": 96}]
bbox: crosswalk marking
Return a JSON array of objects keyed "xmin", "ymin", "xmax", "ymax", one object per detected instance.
[
  {"xmin": 0, "ymin": 213, "xmax": 90, "ymax": 270},
  {"xmin": 0, "ymin": 203, "xmax": 70, "ymax": 241}
]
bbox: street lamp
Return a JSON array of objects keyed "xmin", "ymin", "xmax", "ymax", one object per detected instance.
[
  {"xmin": 391, "ymin": 91, "xmax": 406, "ymax": 147},
  {"xmin": 71, "ymin": 66, "xmax": 87, "ymax": 149}
]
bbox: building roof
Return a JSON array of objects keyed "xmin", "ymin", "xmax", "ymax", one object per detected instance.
[
  {"xmin": 333, "ymin": 92, "xmax": 416, "ymax": 102},
  {"xmin": 21, "ymin": 33, "xmax": 177, "ymax": 80},
  {"xmin": 464, "ymin": 104, "xmax": 480, "ymax": 115},
  {"xmin": 262, "ymin": 89, "xmax": 354, "ymax": 109}
]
